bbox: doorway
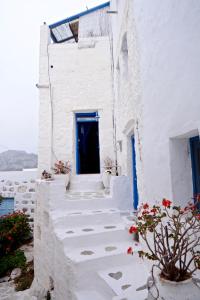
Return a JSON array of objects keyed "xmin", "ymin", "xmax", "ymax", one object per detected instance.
[
  {"xmin": 190, "ymin": 136, "xmax": 200, "ymax": 200},
  {"xmin": 131, "ymin": 136, "xmax": 139, "ymax": 209},
  {"xmin": 76, "ymin": 112, "xmax": 100, "ymax": 174}
]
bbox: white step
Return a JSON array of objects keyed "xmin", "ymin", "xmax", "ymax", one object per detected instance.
[
  {"xmin": 52, "ymin": 208, "xmax": 121, "ymax": 228},
  {"xmin": 65, "ymin": 241, "xmax": 141, "ymax": 266},
  {"xmin": 54, "ymin": 195, "xmax": 115, "ymax": 210},
  {"xmin": 69, "ymin": 175, "xmax": 103, "ymax": 191},
  {"xmin": 112, "ymin": 287, "xmax": 147, "ymax": 300},
  {"xmin": 75, "ymin": 290, "xmax": 107, "ymax": 300},
  {"xmin": 65, "ymin": 244, "xmax": 142, "ymax": 297},
  {"xmin": 98, "ymin": 258, "xmax": 149, "ymax": 299},
  {"xmin": 56, "ymin": 224, "xmax": 131, "ymax": 248}
]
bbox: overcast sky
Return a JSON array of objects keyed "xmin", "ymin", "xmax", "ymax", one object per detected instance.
[{"xmin": 0, "ymin": 0, "xmax": 106, "ymax": 154}]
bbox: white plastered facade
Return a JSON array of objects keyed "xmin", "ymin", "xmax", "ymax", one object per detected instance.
[
  {"xmin": 110, "ymin": 0, "xmax": 200, "ymax": 206},
  {"xmin": 38, "ymin": 11, "xmax": 115, "ymax": 175}
]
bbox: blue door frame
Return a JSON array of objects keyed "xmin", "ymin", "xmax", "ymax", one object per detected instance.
[
  {"xmin": 75, "ymin": 112, "xmax": 100, "ymax": 174},
  {"xmin": 131, "ymin": 136, "xmax": 139, "ymax": 209},
  {"xmin": 190, "ymin": 136, "xmax": 200, "ymax": 200}
]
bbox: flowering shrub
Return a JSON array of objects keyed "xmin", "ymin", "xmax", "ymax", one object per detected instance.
[
  {"xmin": 128, "ymin": 199, "xmax": 200, "ymax": 282},
  {"xmin": 0, "ymin": 249, "xmax": 26, "ymax": 277},
  {"xmin": 0, "ymin": 212, "xmax": 31, "ymax": 256},
  {"xmin": 52, "ymin": 160, "xmax": 71, "ymax": 174}
]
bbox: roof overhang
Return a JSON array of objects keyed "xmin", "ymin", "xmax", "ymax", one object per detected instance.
[{"xmin": 49, "ymin": 2, "xmax": 110, "ymax": 43}]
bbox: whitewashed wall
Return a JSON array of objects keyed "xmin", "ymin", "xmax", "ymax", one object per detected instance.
[
  {"xmin": 110, "ymin": 0, "xmax": 143, "ymax": 202},
  {"xmin": 111, "ymin": 0, "xmax": 200, "ymax": 206},
  {"xmin": 0, "ymin": 170, "xmax": 37, "ymax": 228},
  {"xmin": 38, "ymin": 26, "xmax": 114, "ymax": 175},
  {"xmin": 79, "ymin": 7, "xmax": 109, "ymax": 38}
]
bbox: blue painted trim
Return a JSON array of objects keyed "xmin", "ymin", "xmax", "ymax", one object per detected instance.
[
  {"xmin": 190, "ymin": 136, "xmax": 200, "ymax": 195},
  {"xmin": 75, "ymin": 115, "xmax": 80, "ymax": 175},
  {"xmin": 75, "ymin": 112, "xmax": 99, "ymax": 174},
  {"xmin": 49, "ymin": 2, "xmax": 110, "ymax": 29},
  {"xmin": 132, "ymin": 136, "xmax": 139, "ymax": 210},
  {"xmin": 76, "ymin": 112, "xmax": 97, "ymax": 118}
]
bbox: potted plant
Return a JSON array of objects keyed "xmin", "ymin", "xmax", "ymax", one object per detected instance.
[
  {"xmin": 41, "ymin": 170, "xmax": 53, "ymax": 181},
  {"xmin": 128, "ymin": 199, "xmax": 200, "ymax": 300},
  {"xmin": 102, "ymin": 157, "xmax": 114, "ymax": 193},
  {"xmin": 52, "ymin": 160, "xmax": 71, "ymax": 190}
]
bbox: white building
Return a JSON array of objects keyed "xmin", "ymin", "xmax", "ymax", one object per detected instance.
[
  {"xmin": 33, "ymin": 1, "xmax": 200, "ymax": 299},
  {"xmin": 38, "ymin": 2, "xmax": 115, "ymax": 176},
  {"xmin": 110, "ymin": 0, "xmax": 200, "ymax": 208}
]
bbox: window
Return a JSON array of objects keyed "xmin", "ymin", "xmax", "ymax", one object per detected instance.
[{"xmin": 0, "ymin": 198, "xmax": 14, "ymax": 217}]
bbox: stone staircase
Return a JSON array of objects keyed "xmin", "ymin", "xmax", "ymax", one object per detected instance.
[{"xmin": 45, "ymin": 175, "xmax": 149, "ymax": 300}]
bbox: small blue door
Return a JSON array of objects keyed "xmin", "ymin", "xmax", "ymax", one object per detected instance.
[
  {"xmin": 0, "ymin": 198, "xmax": 14, "ymax": 217},
  {"xmin": 132, "ymin": 136, "xmax": 139, "ymax": 209},
  {"xmin": 190, "ymin": 136, "xmax": 200, "ymax": 202},
  {"xmin": 76, "ymin": 112, "xmax": 100, "ymax": 174}
]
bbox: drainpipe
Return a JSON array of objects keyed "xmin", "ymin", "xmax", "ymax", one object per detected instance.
[{"xmin": 108, "ymin": 11, "xmax": 118, "ymax": 176}]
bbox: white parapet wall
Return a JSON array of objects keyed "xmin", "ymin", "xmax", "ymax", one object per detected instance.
[{"xmin": 110, "ymin": 176, "xmax": 133, "ymax": 211}]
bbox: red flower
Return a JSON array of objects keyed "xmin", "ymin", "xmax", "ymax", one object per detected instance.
[
  {"xmin": 129, "ymin": 226, "xmax": 138, "ymax": 234},
  {"xmin": 151, "ymin": 208, "xmax": 157, "ymax": 214},
  {"xmin": 7, "ymin": 236, "xmax": 13, "ymax": 241},
  {"xmin": 143, "ymin": 203, "xmax": 149, "ymax": 210},
  {"xmin": 142, "ymin": 210, "xmax": 149, "ymax": 215},
  {"xmin": 162, "ymin": 199, "xmax": 172, "ymax": 208},
  {"xmin": 127, "ymin": 247, "xmax": 133, "ymax": 255},
  {"xmin": 196, "ymin": 214, "xmax": 200, "ymax": 220}
]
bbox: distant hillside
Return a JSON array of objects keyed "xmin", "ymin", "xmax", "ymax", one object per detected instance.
[{"xmin": 0, "ymin": 150, "xmax": 38, "ymax": 171}]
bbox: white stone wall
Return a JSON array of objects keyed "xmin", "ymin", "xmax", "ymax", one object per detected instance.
[
  {"xmin": 110, "ymin": 0, "xmax": 143, "ymax": 201},
  {"xmin": 110, "ymin": 0, "xmax": 200, "ymax": 206},
  {"xmin": 79, "ymin": 7, "xmax": 110, "ymax": 38},
  {"xmin": 0, "ymin": 170, "xmax": 37, "ymax": 228},
  {"xmin": 38, "ymin": 26, "xmax": 115, "ymax": 174}
]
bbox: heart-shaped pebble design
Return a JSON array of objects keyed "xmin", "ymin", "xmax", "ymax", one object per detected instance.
[
  {"xmin": 82, "ymin": 228, "xmax": 94, "ymax": 232},
  {"xmin": 121, "ymin": 284, "xmax": 131, "ymax": 290},
  {"xmin": 104, "ymin": 226, "xmax": 116, "ymax": 229},
  {"xmin": 108, "ymin": 271, "xmax": 122, "ymax": 280},
  {"xmin": 105, "ymin": 246, "xmax": 117, "ymax": 252},
  {"xmin": 81, "ymin": 250, "xmax": 94, "ymax": 256}
]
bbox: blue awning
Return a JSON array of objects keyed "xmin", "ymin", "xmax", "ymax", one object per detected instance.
[{"xmin": 49, "ymin": 2, "xmax": 110, "ymax": 43}]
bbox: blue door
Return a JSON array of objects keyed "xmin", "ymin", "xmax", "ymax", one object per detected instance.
[
  {"xmin": 0, "ymin": 198, "xmax": 14, "ymax": 217},
  {"xmin": 132, "ymin": 136, "xmax": 139, "ymax": 209},
  {"xmin": 76, "ymin": 112, "xmax": 100, "ymax": 174},
  {"xmin": 190, "ymin": 136, "xmax": 200, "ymax": 201}
]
